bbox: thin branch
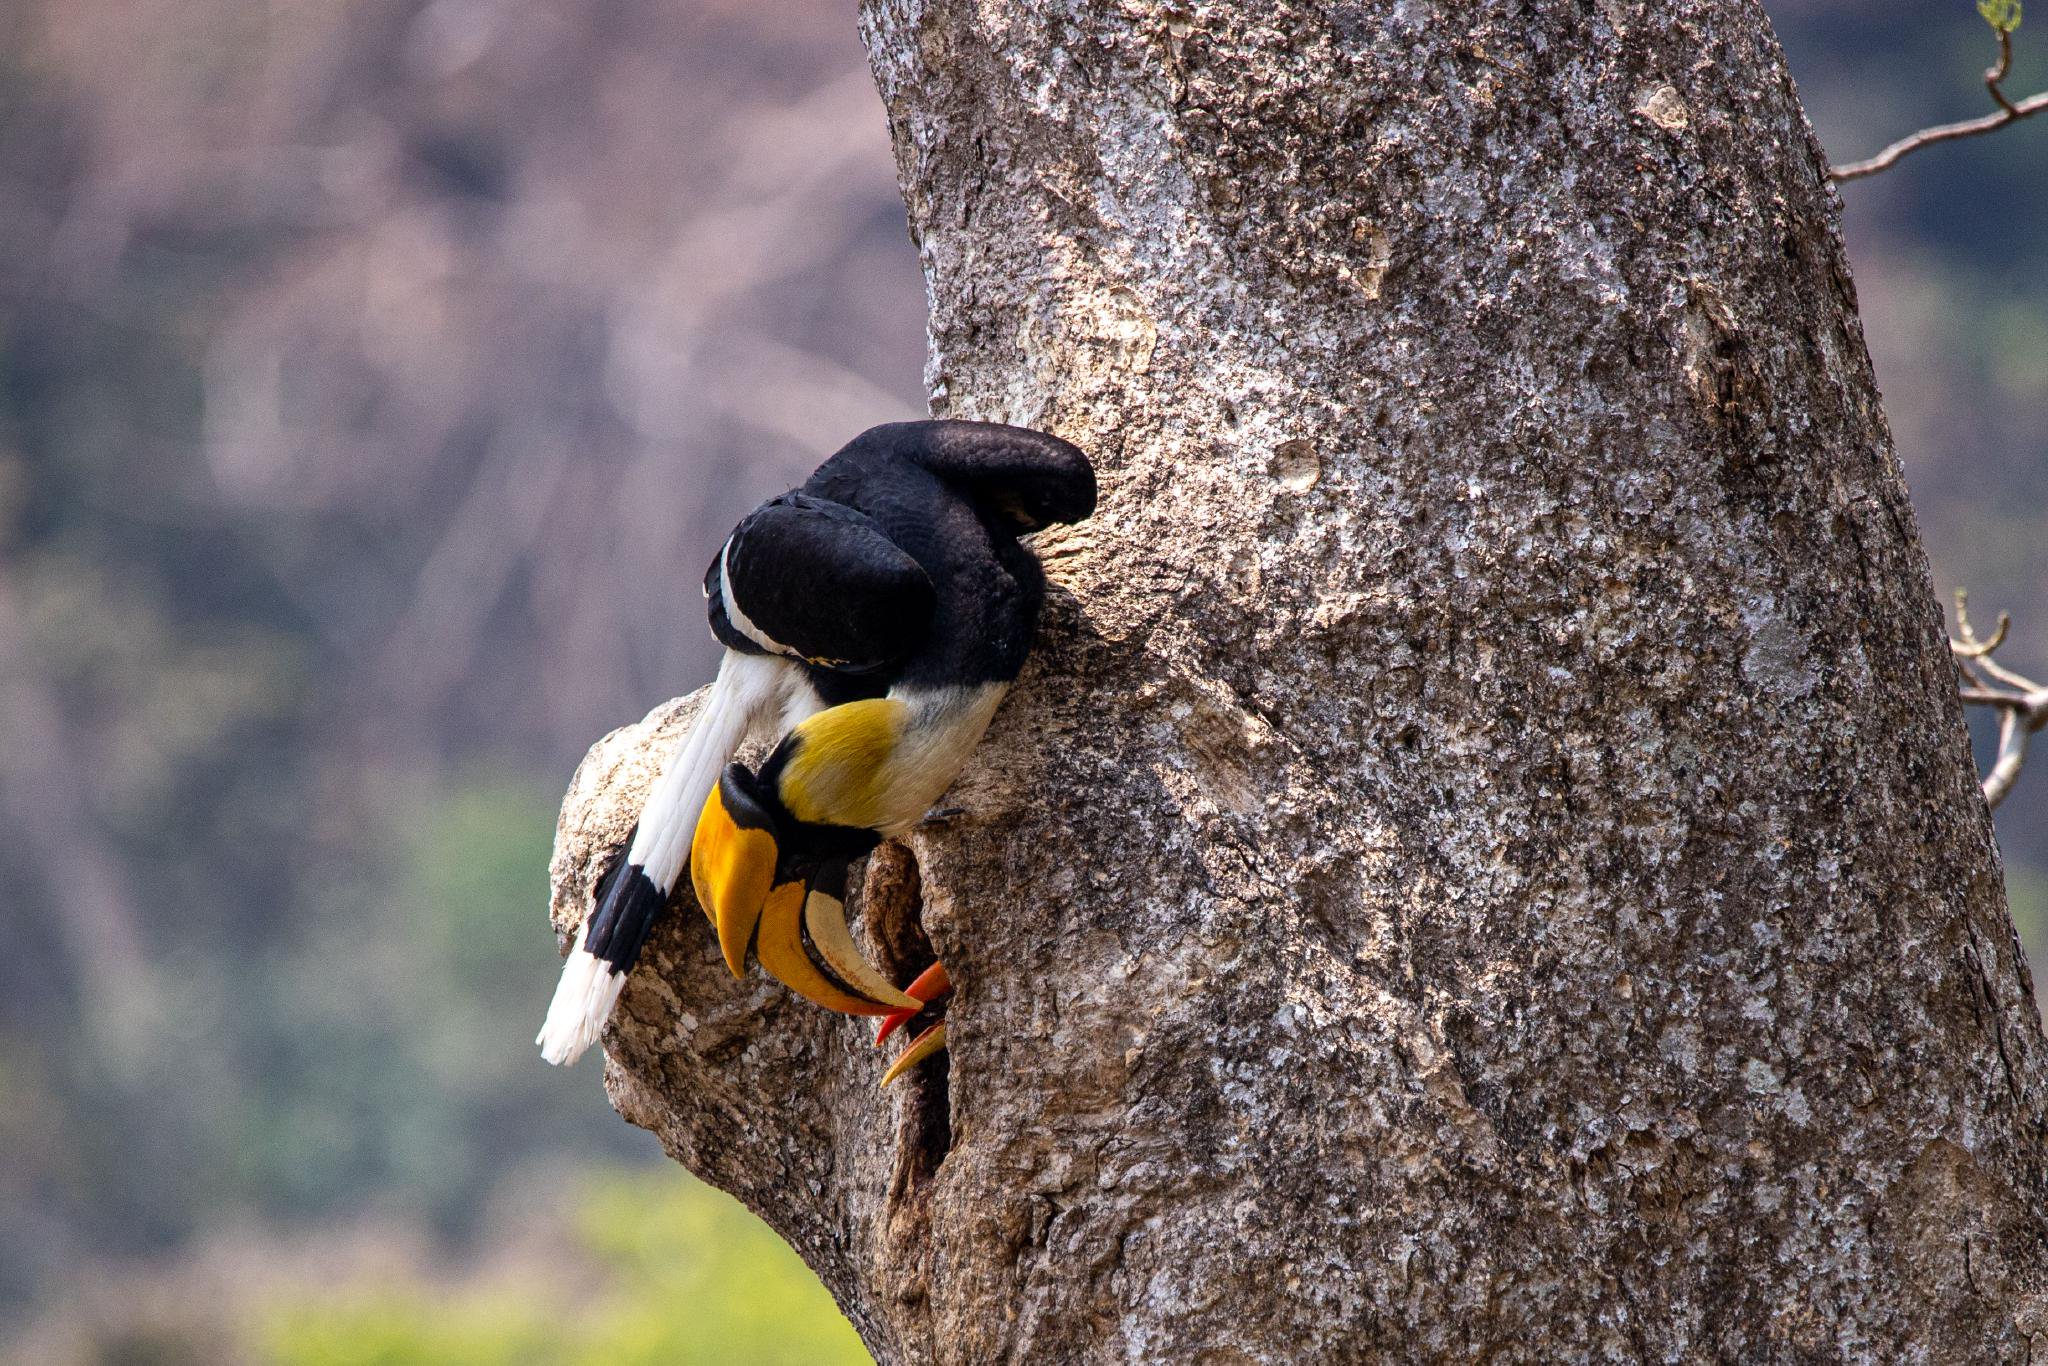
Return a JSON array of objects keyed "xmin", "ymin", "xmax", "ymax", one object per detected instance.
[
  {"xmin": 0, "ymin": 573, "xmax": 162, "ymax": 1060},
  {"xmin": 1832, "ymin": 22, "xmax": 2046, "ymax": 182},
  {"xmin": 1986, "ymin": 707, "xmax": 2034, "ymax": 809},
  {"xmin": 1960, "ymin": 686, "xmax": 2048, "ymax": 707},
  {"xmin": 1950, "ymin": 590, "xmax": 2048, "ymax": 810},
  {"xmin": 1952, "ymin": 597, "xmax": 2011, "ymax": 656},
  {"xmin": 1989, "ymin": 28, "xmax": 2022, "ymax": 115}
]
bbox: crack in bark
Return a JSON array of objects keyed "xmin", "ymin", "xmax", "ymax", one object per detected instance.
[{"xmin": 860, "ymin": 842, "xmax": 954, "ymax": 1186}]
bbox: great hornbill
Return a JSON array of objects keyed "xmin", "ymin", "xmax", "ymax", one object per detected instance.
[{"xmin": 538, "ymin": 420, "xmax": 1095, "ymax": 1082}]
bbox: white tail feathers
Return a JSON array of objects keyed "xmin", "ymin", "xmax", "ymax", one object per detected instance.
[
  {"xmin": 630, "ymin": 650, "xmax": 788, "ymax": 891},
  {"xmin": 536, "ymin": 924, "xmax": 625, "ymax": 1066},
  {"xmin": 536, "ymin": 650, "xmax": 792, "ymax": 1067}
]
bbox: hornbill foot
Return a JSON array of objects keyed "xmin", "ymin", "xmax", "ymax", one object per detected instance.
[
  {"xmin": 876, "ymin": 960, "xmax": 952, "ymax": 1086},
  {"xmin": 691, "ymin": 763, "xmax": 919, "ymax": 1016}
]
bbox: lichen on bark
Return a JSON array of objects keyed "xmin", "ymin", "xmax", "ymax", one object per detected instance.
[{"xmin": 550, "ymin": 1, "xmax": 2048, "ymax": 1358}]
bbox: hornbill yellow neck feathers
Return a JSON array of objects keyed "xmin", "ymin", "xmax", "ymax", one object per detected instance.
[{"xmin": 538, "ymin": 421, "xmax": 1095, "ymax": 1076}]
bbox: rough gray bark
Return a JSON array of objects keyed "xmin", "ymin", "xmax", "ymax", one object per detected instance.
[{"xmin": 549, "ymin": 1, "xmax": 2048, "ymax": 1358}]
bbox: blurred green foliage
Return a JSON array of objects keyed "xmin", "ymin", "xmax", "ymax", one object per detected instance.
[
  {"xmin": 242, "ymin": 774, "xmax": 648, "ymax": 1230},
  {"xmin": 261, "ymin": 1171, "xmax": 870, "ymax": 1366}
]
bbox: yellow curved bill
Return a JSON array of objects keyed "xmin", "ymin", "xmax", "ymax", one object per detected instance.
[
  {"xmin": 690, "ymin": 784, "xmax": 778, "ymax": 977},
  {"xmin": 803, "ymin": 887, "xmax": 920, "ymax": 1011},
  {"xmin": 754, "ymin": 881, "xmax": 896, "ymax": 1017},
  {"xmin": 881, "ymin": 1023, "xmax": 948, "ymax": 1086}
]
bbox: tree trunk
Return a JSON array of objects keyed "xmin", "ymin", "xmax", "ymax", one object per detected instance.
[{"xmin": 549, "ymin": 1, "xmax": 2048, "ymax": 1358}]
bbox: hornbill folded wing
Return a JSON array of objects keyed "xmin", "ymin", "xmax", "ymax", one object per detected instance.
[{"xmin": 709, "ymin": 492, "xmax": 936, "ymax": 669}]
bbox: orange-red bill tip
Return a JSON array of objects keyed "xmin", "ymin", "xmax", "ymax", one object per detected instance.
[
  {"xmin": 874, "ymin": 961, "xmax": 954, "ymax": 1046},
  {"xmin": 875, "ymin": 1005, "xmax": 915, "ymax": 1047},
  {"xmin": 905, "ymin": 960, "xmax": 953, "ymax": 1002}
]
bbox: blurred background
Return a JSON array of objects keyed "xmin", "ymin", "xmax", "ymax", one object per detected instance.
[{"xmin": 0, "ymin": 0, "xmax": 2040, "ymax": 1360}]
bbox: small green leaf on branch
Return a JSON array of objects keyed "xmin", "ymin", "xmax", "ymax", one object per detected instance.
[{"xmin": 1980, "ymin": 0, "xmax": 2022, "ymax": 36}]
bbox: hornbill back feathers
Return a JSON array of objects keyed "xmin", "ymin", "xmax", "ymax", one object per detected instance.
[
  {"xmin": 825, "ymin": 420, "xmax": 1097, "ymax": 534},
  {"xmin": 709, "ymin": 420, "xmax": 1097, "ymax": 698},
  {"xmin": 708, "ymin": 492, "xmax": 934, "ymax": 671}
]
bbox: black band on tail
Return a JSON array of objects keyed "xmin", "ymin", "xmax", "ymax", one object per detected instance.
[{"xmin": 585, "ymin": 847, "xmax": 666, "ymax": 976}]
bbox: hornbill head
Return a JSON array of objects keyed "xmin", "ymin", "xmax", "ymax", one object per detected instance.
[{"xmin": 690, "ymin": 762, "xmax": 922, "ymax": 1018}]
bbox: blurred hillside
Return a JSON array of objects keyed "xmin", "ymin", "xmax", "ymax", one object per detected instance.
[
  {"xmin": 0, "ymin": 0, "xmax": 2042, "ymax": 1357},
  {"xmin": 0, "ymin": 0, "xmax": 921, "ymax": 1351}
]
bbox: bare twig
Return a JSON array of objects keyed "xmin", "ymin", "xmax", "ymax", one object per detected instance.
[
  {"xmin": 1950, "ymin": 589, "xmax": 2048, "ymax": 810},
  {"xmin": 1832, "ymin": 14, "xmax": 2045, "ymax": 182},
  {"xmin": 1989, "ymin": 28, "xmax": 2023, "ymax": 114}
]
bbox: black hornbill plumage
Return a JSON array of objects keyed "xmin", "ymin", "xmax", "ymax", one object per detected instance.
[{"xmin": 539, "ymin": 420, "xmax": 1096, "ymax": 1077}]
